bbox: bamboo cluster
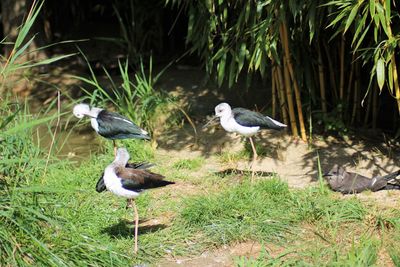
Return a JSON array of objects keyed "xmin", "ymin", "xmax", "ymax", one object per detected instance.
[{"xmin": 270, "ymin": 21, "xmax": 307, "ymax": 141}]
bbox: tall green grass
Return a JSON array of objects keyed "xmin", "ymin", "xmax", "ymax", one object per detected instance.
[{"xmin": 73, "ymin": 54, "xmax": 179, "ymax": 136}]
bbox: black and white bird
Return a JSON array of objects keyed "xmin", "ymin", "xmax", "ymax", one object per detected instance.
[
  {"xmin": 205, "ymin": 102, "xmax": 286, "ymax": 161},
  {"xmin": 324, "ymin": 164, "xmax": 400, "ymax": 194},
  {"xmin": 101, "ymin": 147, "xmax": 174, "ymax": 254},
  {"xmin": 96, "ymin": 162, "xmax": 155, "ymax": 193},
  {"xmin": 73, "ymin": 104, "xmax": 150, "ymax": 155}
]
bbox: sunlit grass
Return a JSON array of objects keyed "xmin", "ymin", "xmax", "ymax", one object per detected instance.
[{"xmin": 172, "ymin": 157, "xmax": 205, "ymax": 171}]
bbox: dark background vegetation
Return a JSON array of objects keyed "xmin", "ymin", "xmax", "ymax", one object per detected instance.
[{"xmin": 1, "ymin": 0, "xmax": 399, "ymax": 139}]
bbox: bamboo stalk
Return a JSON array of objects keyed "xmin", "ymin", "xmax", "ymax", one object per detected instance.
[
  {"xmin": 323, "ymin": 40, "xmax": 338, "ymax": 100},
  {"xmin": 339, "ymin": 35, "xmax": 345, "ymax": 100},
  {"xmin": 372, "ymin": 83, "xmax": 378, "ymax": 129},
  {"xmin": 271, "ymin": 67, "xmax": 277, "ymax": 118},
  {"xmin": 317, "ymin": 43, "xmax": 327, "ymax": 114},
  {"xmin": 391, "ymin": 55, "xmax": 400, "ymax": 114},
  {"xmin": 283, "ymin": 59, "xmax": 299, "ymax": 137},
  {"xmin": 346, "ymin": 54, "xmax": 356, "ymax": 106},
  {"xmin": 280, "ymin": 23, "xmax": 306, "ymax": 140},
  {"xmin": 278, "ymin": 24, "xmax": 298, "ymax": 137},
  {"xmin": 351, "ymin": 61, "xmax": 360, "ymax": 125},
  {"xmin": 363, "ymin": 86, "xmax": 373, "ymax": 126},
  {"xmin": 274, "ymin": 64, "xmax": 289, "ymax": 126}
]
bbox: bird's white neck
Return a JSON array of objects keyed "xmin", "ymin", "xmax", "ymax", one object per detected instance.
[
  {"xmin": 86, "ymin": 107, "xmax": 102, "ymax": 118},
  {"xmin": 112, "ymin": 155, "xmax": 129, "ymax": 167}
]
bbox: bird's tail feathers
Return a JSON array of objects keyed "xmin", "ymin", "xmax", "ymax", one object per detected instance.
[{"xmin": 381, "ymin": 169, "xmax": 400, "ymax": 181}]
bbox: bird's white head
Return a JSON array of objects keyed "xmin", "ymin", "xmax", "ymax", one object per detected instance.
[
  {"xmin": 73, "ymin": 103, "xmax": 91, "ymax": 119},
  {"xmin": 115, "ymin": 147, "xmax": 130, "ymax": 165},
  {"xmin": 215, "ymin": 102, "xmax": 232, "ymax": 118}
]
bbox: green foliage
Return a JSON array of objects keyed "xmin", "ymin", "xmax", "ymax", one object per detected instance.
[
  {"xmin": 74, "ymin": 56, "xmax": 179, "ymax": 136},
  {"xmin": 0, "ymin": 102, "xmax": 45, "ymax": 180},
  {"xmin": 173, "ymin": 157, "xmax": 205, "ymax": 171},
  {"xmin": 326, "ymin": 0, "xmax": 400, "ymax": 95},
  {"xmin": 180, "ymin": 179, "xmax": 367, "ymax": 245}
]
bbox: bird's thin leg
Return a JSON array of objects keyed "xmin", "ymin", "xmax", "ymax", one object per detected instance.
[
  {"xmin": 133, "ymin": 200, "xmax": 139, "ymax": 254},
  {"xmin": 113, "ymin": 140, "xmax": 117, "ymax": 157},
  {"xmin": 249, "ymin": 137, "xmax": 258, "ymax": 161},
  {"xmin": 248, "ymin": 137, "xmax": 258, "ymax": 180}
]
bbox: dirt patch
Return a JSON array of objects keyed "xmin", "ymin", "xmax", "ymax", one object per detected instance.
[
  {"xmin": 157, "ymin": 124, "xmax": 399, "ymax": 201},
  {"xmin": 158, "ymin": 241, "xmax": 263, "ymax": 267}
]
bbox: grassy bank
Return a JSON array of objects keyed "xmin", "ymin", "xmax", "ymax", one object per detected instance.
[{"xmin": 2, "ymin": 104, "xmax": 400, "ymax": 266}]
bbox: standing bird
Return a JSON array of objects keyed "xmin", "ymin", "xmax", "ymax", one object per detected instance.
[
  {"xmin": 96, "ymin": 162, "xmax": 156, "ymax": 193},
  {"xmin": 205, "ymin": 102, "xmax": 286, "ymax": 162},
  {"xmin": 73, "ymin": 104, "xmax": 150, "ymax": 155},
  {"xmin": 102, "ymin": 147, "xmax": 174, "ymax": 254},
  {"xmin": 324, "ymin": 164, "xmax": 400, "ymax": 194}
]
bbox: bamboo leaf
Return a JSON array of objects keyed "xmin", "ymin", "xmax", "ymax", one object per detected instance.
[
  {"xmin": 354, "ymin": 24, "xmax": 371, "ymax": 50},
  {"xmin": 345, "ymin": 5, "xmax": 359, "ymax": 33},
  {"xmin": 385, "ymin": 0, "xmax": 391, "ymax": 24},
  {"xmin": 228, "ymin": 56, "xmax": 236, "ymax": 88},
  {"xmin": 388, "ymin": 60, "xmax": 393, "ymax": 93},
  {"xmin": 376, "ymin": 58, "xmax": 385, "ymax": 90},
  {"xmin": 376, "ymin": 4, "xmax": 390, "ymax": 37},
  {"xmin": 352, "ymin": 11, "xmax": 368, "ymax": 46},
  {"xmin": 238, "ymin": 43, "xmax": 246, "ymax": 73},
  {"xmin": 217, "ymin": 53, "xmax": 226, "ymax": 87},
  {"xmin": 369, "ymin": 0, "xmax": 375, "ymax": 18}
]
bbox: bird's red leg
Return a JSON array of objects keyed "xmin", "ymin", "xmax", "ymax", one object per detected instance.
[
  {"xmin": 133, "ymin": 200, "xmax": 139, "ymax": 254},
  {"xmin": 249, "ymin": 137, "xmax": 258, "ymax": 161},
  {"xmin": 113, "ymin": 140, "xmax": 117, "ymax": 158},
  {"xmin": 248, "ymin": 137, "xmax": 257, "ymax": 180}
]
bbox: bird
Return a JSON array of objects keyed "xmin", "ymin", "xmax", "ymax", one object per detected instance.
[
  {"xmin": 73, "ymin": 103, "xmax": 150, "ymax": 155},
  {"xmin": 96, "ymin": 162, "xmax": 156, "ymax": 193},
  {"xmin": 101, "ymin": 147, "xmax": 174, "ymax": 254},
  {"xmin": 323, "ymin": 164, "xmax": 400, "ymax": 194},
  {"xmin": 204, "ymin": 103, "xmax": 286, "ymax": 163}
]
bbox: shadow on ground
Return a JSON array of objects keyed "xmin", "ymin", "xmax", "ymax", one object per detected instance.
[{"xmin": 101, "ymin": 219, "xmax": 167, "ymax": 238}]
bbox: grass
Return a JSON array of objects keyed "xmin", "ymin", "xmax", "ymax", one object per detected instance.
[
  {"xmin": 2, "ymin": 113, "xmax": 400, "ymax": 266},
  {"xmin": 172, "ymin": 157, "xmax": 205, "ymax": 171},
  {"xmin": 1, "ymin": 5, "xmax": 400, "ymax": 264},
  {"xmin": 72, "ymin": 54, "xmax": 180, "ymax": 137}
]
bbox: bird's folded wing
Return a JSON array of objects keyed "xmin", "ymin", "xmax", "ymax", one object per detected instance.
[
  {"xmin": 116, "ymin": 167, "xmax": 171, "ymax": 191},
  {"xmin": 96, "ymin": 174, "xmax": 107, "ymax": 192},
  {"xmin": 232, "ymin": 108, "xmax": 285, "ymax": 129},
  {"xmin": 95, "ymin": 162, "xmax": 154, "ymax": 193},
  {"xmin": 97, "ymin": 110, "xmax": 150, "ymax": 139}
]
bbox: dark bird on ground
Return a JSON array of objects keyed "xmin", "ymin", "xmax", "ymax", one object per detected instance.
[
  {"xmin": 102, "ymin": 147, "xmax": 174, "ymax": 253},
  {"xmin": 204, "ymin": 103, "xmax": 286, "ymax": 177},
  {"xmin": 73, "ymin": 104, "xmax": 150, "ymax": 155},
  {"xmin": 323, "ymin": 164, "xmax": 400, "ymax": 194}
]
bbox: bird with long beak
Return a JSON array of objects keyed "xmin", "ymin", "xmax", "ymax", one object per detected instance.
[
  {"xmin": 101, "ymin": 148, "xmax": 174, "ymax": 254},
  {"xmin": 204, "ymin": 103, "xmax": 286, "ymax": 163},
  {"xmin": 73, "ymin": 104, "xmax": 150, "ymax": 156}
]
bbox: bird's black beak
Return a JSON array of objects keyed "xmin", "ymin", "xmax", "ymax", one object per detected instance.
[{"xmin": 202, "ymin": 115, "xmax": 219, "ymax": 129}]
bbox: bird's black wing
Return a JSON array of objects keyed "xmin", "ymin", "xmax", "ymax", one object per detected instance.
[
  {"xmin": 232, "ymin": 108, "xmax": 286, "ymax": 130},
  {"xmin": 96, "ymin": 110, "xmax": 150, "ymax": 140},
  {"xmin": 96, "ymin": 173, "xmax": 107, "ymax": 192},
  {"xmin": 377, "ymin": 169, "xmax": 400, "ymax": 182}
]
